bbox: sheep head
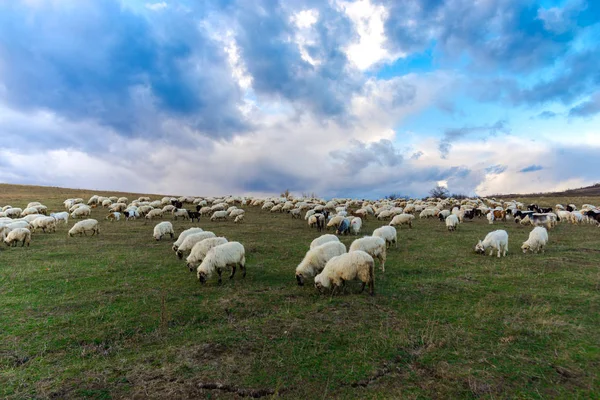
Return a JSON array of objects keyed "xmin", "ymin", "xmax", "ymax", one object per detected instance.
[
  {"xmin": 474, "ymin": 240, "xmax": 485, "ymax": 254},
  {"xmin": 296, "ymin": 273, "xmax": 304, "ymax": 286}
]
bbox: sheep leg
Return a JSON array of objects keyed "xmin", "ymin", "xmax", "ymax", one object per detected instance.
[
  {"xmin": 217, "ymin": 268, "xmax": 223, "ymax": 284},
  {"xmin": 360, "ymin": 281, "xmax": 366, "ymax": 293},
  {"xmin": 229, "ymin": 264, "xmax": 237, "ymax": 280}
]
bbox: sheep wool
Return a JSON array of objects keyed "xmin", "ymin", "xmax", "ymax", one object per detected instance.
[
  {"xmin": 389, "ymin": 213, "xmax": 414, "ymax": 229},
  {"xmin": 445, "ymin": 214, "xmax": 459, "ymax": 231},
  {"xmin": 314, "ymin": 250, "xmax": 375, "ymax": 296},
  {"xmin": 372, "ymin": 226, "xmax": 397, "ymax": 249},
  {"xmin": 153, "ymin": 221, "xmax": 175, "ymax": 241},
  {"xmin": 186, "ymin": 237, "xmax": 229, "ymax": 271},
  {"xmin": 197, "ymin": 242, "xmax": 246, "ymax": 284},
  {"xmin": 4, "ymin": 228, "xmax": 31, "ymax": 247},
  {"xmin": 349, "ymin": 236, "xmax": 387, "ymax": 272},
  {"xmin": 68, "ymin": 219, "xmax": 99, "ymax": 237},
  {"xmin": 309, "ymin": 234, "xmax": 340, "ymax": 250},
  {"xmin": 172, "ymin": 227, "xmax": 204, "ymax": 252},
  {"xmin": 295, "ymin": 241, "xmax": 347, "ymax": 286},
  {"xmin": 176, "ymin": 231, "xmax": 216, "ymax": 259}
]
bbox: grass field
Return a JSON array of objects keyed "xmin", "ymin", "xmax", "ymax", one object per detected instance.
[{"xmin": 1, "ymin": 184, "xmax": 599, "ymax": 399}]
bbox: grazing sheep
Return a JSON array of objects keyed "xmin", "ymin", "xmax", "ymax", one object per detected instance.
[
  {"xmin": 30, "ymin": 216, "xmax": 57, "ymax": 233},
  {"xmin": 304, "ymin": 209, "xmax": 317, "ymax": 220},
  {"xmin": 234, "ymin": 214, "xmax": 244, "ymax": 223},
  {"xmin": 349, "ymin": 236, "xmax": 387, "ymax": 272},
  {"xmin": 229, "ymin": 209, "xmax": 245, "ymax": 219},
  {"xmin": 486, "ymin": 211, "xmax": 495, "ymax": 224},
  {"xmin": 475, "ymin": 229, "xmax": 508, "ymax": 258},
  {"xmin": 521, "ymin": 227, "xmax": 549, "ymax": 254},
  {"xmin": 389, "ymin": 213, "xmax": 414, "ymax": 229},
  {"xmin": 210, "ymin": 210, "xmax": 228, "ymax": 221},
  {"xmin": 372, "ymin": 226, "xmax": 397, "ymax": 249},
  {"xmin": 326, "ymin": 215, "xmax": 345, "ymax": 230},
  {"xmin": 295, "ymin": 241, "xmax": 347, "ymax": 286},
  {"xmin": 308, "ymin": 214, "xmax": 319, "ymax": 228},
  {"xmin": 172, "ymin": 208, "xmax": 189, "ymax": 221},
  {"xmin": 5, "ymin": 208, "xmax": 22, "ymax": 218},
  {"xmin": 176, "ymin": 231, "xmax": 216, "ymax": 259},
  {"xmin": 290, "ymin": 209, "xmax": 301, "ymax": 219},
  {"xmin": 172, "ymin": 227, "xmax": 204, "ymax": 252},
  {"xmin": 445, "ymin": 214, "xmax": 459, "ymax": 231},
  {"xmin": 4, "ymin": 228, "xmax": 32, "ymax": 247},
  {"xmin": 20, "ymin": 207, "xmax": 40, "ymax": 217},
  {"xmin": 21, "ymin": 214, "xmax": 45, "ymax": 223},
  {"xmin": 106, "ymin": 212, "xmax": 121, "ymax": 222},
  {"xmin": 314, "ymin": 251, "xmax": 375, "ymax": 296},
  {"xmin": 70, "ymin": 207, "xmax": 91, "ymax": 219},
  {"xmin": 145, "ymin": 209, "xmax": 164, "ymax": 220},
  {"xmin": 309, "ymin": 234, "xmax": 340, "ymax": 250},
  {"xmin": 186, "ymin": 237, "xmax": 229, "ymax": 271},
  {"xmin": 153, "ymin": 221, "xmax": 175, "ymax": 241},
  {"xmin": 68, "ymin": 219, "xmax": 99, "ymax": 237},
  {"xmin": 350, "ymin": 217, "xmax": 362, "ymax": 235},
  {"xmin": 197, "ymin": 242, "xmax": 246, "ymax": 284},
  {"xmin": 336, "ymin": 218, "xmax": 351, "ymax": 235}
]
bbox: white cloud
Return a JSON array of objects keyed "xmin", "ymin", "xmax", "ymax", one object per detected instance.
[
  {"xmin": 338, "ymin": 0, "xmax": 401, "ymax": 70},
  {"xmin": 145, "ymin": 2, "xmax": 167, "ymax": 11}
]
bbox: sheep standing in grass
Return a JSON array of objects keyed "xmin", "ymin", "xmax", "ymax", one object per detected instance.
[
  {"xmin": 106, "ymin": 212, "xmax": 121, "ymax": 222},
  {"xmin": 70, "ymin": 207, "xmax": 91, "ymax": 219},
  {"xmin": 145, "ymin": 209, "xmax": 164, "ymax": 220},
  {"xmin": 30, "ymin": 216, "xmax": 57, "ymax": 233},
  {"xmin": 309, "ymin": 234, "xmax": 339, "ymax": 250},
  {"xmin": 234, "ymin": 214, "xmax": 244, "ymax": 223},
  {"xmin": 4, "ymin": 228, "xmax": 31, "ymax": 247},
  {"xmin": 68, "ymin": 219, "xmax": 99, "ymax": 237},
  {"xmin": 176, "ymin": 231, "xmax": 216, "ymax": 259},
  {"xmin": 153, "ymin": 221, "xmax": 175, "ymax": 241},
  {"xmin": 172, "ymin": 227, "xmax": 204, "ymax": 252},
  {"xmin": 389, "ymin": 213, "xmax": 414, "ymax": 229},
  {"xmin": 445, "ymin": 214, "xmax": 459, "ymax": 231},
  {"xmin": 372, "ymin": 226, "xmax": 397, "ymax": 249},
  {"xmin": 475, "ymin": 230, "xmax": 508, "ymax": 258},
  {"xmin": 51, "ymin": 212, "xmax": 69, "ymax": 225},
  {"xmin": 350, "ymin": 217, "xmax": 362, "ymax": 235},
  {"xmin": 521, "ymin": 227, "xmax": 548, "ymax": 254},
  {"xmin": 197, "ymin": 242, "xmax": 246, "ymax": 284},
  {"xmin": 186, "ymin": 237, "xmax": 229, "ymax": 271},
  {"xmin": 172, "ymin": 208, "xmax": 189, "ymax": 221},
  {"xmin": 314, "ymin": 251, "xmax": 375, "ymax": 296},
  {"xmin": 349, "ymin": 236, "xmax": 387, "ymax": 272},
  {"xmin": 295, "ymin": 241, "xmax": 347, "ymax": 286},
  {"xmin": 210, "ymin": 210, "xmax": 228, "ymax": 221}
]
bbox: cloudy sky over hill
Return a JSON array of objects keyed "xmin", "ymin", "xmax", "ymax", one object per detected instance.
[{"xmin": 0, "ymin": 0, "xmax": 599, "ymax": 198}]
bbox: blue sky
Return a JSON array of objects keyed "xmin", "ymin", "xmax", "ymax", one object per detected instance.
[{"xmin": 0, "ymin": 0, "xmax": 598, "ymax": 198}]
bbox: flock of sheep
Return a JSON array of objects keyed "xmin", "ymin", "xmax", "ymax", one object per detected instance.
[{"xmin": 1, "ymin": 193, "xmax": 599, "ymax": 294}]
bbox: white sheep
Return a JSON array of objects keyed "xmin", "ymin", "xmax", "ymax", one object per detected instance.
[
  {"xmin": 20, "ymin": 207, "xmax": 40, "ymax": 217},
  {"xmin": 70, "ymin": 207, "xmax": 91, "ymax": 219},
  {"xmin": 197, "ymin": 241, "xmax": 246, "ymax": 284},
  {"xmin": 475, "ymin": 229, "xmax": 508, "ymax": 258},
  {"xmin": 68, "ymin": 219, "xmax": 99, "ymax": 237},
  {"xmin": 349, "ymin": 236, "xmax": 387, "ymax": 272},
  {"xmin": 521, "ymin": 227, "xmax": 548, "ymax": 254},
  {"xmin": 314, "ymin": 251, "xmax": 375, "ymax": 296},
  {"xmin": 153, "ymin": 221, "xmax": 175, "ymax": 241},
  {"xmin": 389, "ymin": 213, "xmax": 414, "ymax": 229},
  {"xmin": 172, "ymin": 227, "xmax": 204, "ymax": 251},
  {"xmin": 234, "ymin": 214, "xmax": 244, "ymax": 223},
  {"xmin": 30, "ymin": 216, "xmax": 57, "ymax": 233},
  {"xmin": 295, "ymin": 241, "xmax": 347, "ymax": 286},
  {"xmin": 210, "ymin": 210, "xmax": 228, "ymax": 221},
  {"xmin": 350, "ymin": 217, "xmax": 362, "ymax": 235},
  {"xmin": 486, "ymin": 211, "xmax": 495, "ymax": 224},
  {"xmin": 176, "ymin": 231, "xmax": 216, "ymax": 259},
  {"xmin": 145, "ymin": 209, "xmax": 163, "ymax": 220},
  {"xmin": 229, "ymin": 209, "xmax": 245, "ymax": 218},
  {"xmin": 172, "ymin": 208, "xmax": 189, "ymax": 221},
  {"xmin": 445, "ymin": 214, "xmax": 459, "ymax": 231},
  {"xmin": 4, "ymin": 228, "xmax": 31, "ymax": 247},
  {"xmin": 106, "ymin": 212, "xmax": 121, "ymax": 221},
  {"xmin": 5, "ymin": 208, "xmax": 23, "ymax": 218},
  {"xmin": 21, "ymin": 214, "xmax": 45, "ymax": 223},
  {"xmin": 309, "ymin": 234, "xmax": 340, "ymax": 249},
  {"xmin": 186, "ymin": 237, "xmax": 229, "ymax": 271},
  {"xmin": 372, "ymin": 226, "xmax": 397, "ymax": 249}
]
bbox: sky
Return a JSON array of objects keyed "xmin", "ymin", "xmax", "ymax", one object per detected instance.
[{"xmin": 0, "ymin": 0, "xmax": 599, "ymax": 199}]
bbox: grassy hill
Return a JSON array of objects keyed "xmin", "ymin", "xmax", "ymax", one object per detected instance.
[{"xmin": 1, "ymin": 183, "xmax": 599, "ymax": 399}]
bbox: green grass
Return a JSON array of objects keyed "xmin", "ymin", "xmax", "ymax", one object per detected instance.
[{"xmin": 1, "ymin": 184, "xmax": 599, "ymax": 399}]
